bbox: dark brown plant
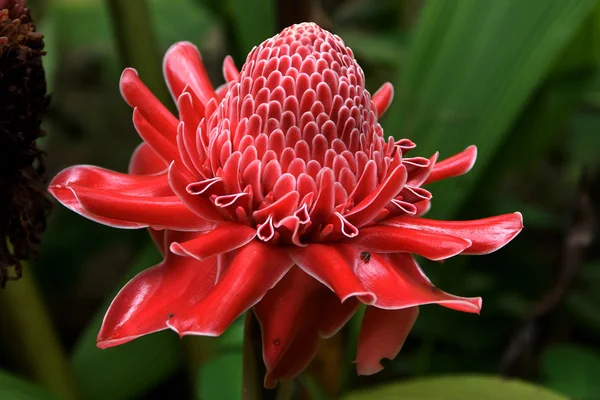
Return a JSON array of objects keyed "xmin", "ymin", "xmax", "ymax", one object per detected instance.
[{"xmin": 0, "ymin": 0, "xmax": 51, "ymax": 287}]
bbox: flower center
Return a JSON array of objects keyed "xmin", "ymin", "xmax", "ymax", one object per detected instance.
[{"xmin": 181, "ymin": 23, "xmax": 429, "ymax": 246}]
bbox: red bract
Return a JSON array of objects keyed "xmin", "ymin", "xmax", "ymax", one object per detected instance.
[{"xmin": 49, "ymin": 23, "xmax": 523, "ymax": 387}]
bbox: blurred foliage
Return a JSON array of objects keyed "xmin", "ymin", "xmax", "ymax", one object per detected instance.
[
  {"xmin": 343, "ymin": 375, "xmax": 569, "ymax": 400},
  {"xmin": 1, "ymin": 0, "xmax": 599, "ymax": 399}
]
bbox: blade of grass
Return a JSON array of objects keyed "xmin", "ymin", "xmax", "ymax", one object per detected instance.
[
  {"xmin": 385, "ymin": 0, "xmax": 598, "ymax": 220},
  {"xmin": 0, "ymin": 370, "xmax": 64, "ymax": 400}
]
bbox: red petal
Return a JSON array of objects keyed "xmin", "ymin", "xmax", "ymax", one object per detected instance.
[
  {"xmin": 355, "ymin": 306, "xmax": 419, "ymax": 375},
  {"xmin": 223, "ymin": 55, "xmax": 239, "ymax": 83},
  {"xmin": 133, "ymin": 108, "xmax": 180, "ymax": 164},
  {"xmin": 168, "ymin": 161, "xmax": 224, "ymax": 222},
  {"xmin": 48, "ymin": 165, "xmax": 177, "ymax": 229},
  {"xmin": 49, "ymin": 165, "xmax": 172, "ymax": 197},
  {"xmin": 129, "ymin": 143, "xmax": 168, "ymax": 175},
  {"xmin": 148, "ymin": 228, "xmax": 166, "ymax": 256},
  {"xmin": 355, "ymin": 252, "xmax": 482, "ymax": 312},
  {"xmin": 254, "ymin": 267, "xmax": 359, "ymax": 388},
  {"xmin": 384, "ymin": 213, "xmax": 523, "ymax": 255},
  {"xmin": 288, "ymin": 244, "xmax": 375, "ymax": 304},
  {"xmin": 424, "ymin": 145, "xmax": 477, "ymax": 185},
  {"xmin": 345, "ymin": 166, "xmax": 407, "ymax": 228},
  {"xmin": 372, "ymin": 82, "xmax": 394, "ymax": 117},
  {"xmin": 48, "ymin": 185, "xmax": 145, "ymax": 229},
  {"xmin": 254, "ymin": 267, "xmax": 322, "ymax": 388},
  {"xmin": 163, "ymin": 41, "xmax": 217, "ymax": 105},
  {"xmin": 352, "ymin": 225, "xmax": 471, "ymax": 261},
  {"xmin": 61, "ymin": 183, "xmax": 212, "ymax": 231},
  {"xmin": 170, "ymin": 222, "xmax": 257, "ymax": 260},
  {"xmin": 167, "ymin": 241, "xmax": 294, "ymax": 336},
  {"xmin": 120, "ymin": 68, "xmax": 178, "ymax": 141},
  {"xmin": 98, "ymin": 237, "xmax": 219, "ymax": 348}
]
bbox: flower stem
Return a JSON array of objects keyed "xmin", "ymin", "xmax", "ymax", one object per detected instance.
[
  {"xmin": 242, "ymin": 311, "xmax": 267, "ymax": 400},
  {"xmin": 105, "ymin": 0, "xmax": 171, "ymax": 105},
  {"xmin": 0, "ymin": 262, "xmax": 79, "ymax": 399}
]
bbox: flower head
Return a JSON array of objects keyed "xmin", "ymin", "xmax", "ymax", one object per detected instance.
[{"xmin": 49, "ymin": 22, "xmax": 523, "ymax": 387}]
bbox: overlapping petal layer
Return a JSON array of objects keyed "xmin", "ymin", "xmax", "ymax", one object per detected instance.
[{"xmin": 48, "ymin": 22, "xmax": 523, "ymax": 387}]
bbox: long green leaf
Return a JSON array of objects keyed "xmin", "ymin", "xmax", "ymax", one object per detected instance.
[
  {"xmin": 0, "ymin": 371, "xmax": 63, "ymax": 400},
  {"xmin": 71, "ymin": 246, "xmax": 183, "ymax": 400},
  {"xmin": 343, "ymin": 375, "xmax": 569, "ymax": 400},
  {"xmin": 386, "ymin": 0, "xmax": 598, "ymax": 219}
]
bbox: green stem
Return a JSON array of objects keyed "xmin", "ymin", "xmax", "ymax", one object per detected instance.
[
  {"xmin": 0, "ymin": 262, "xmax": 79, "ymax": 399},
  {"xmin": 242, "ymin": 312, "xmax": 267, "ymax": 400},
  {"xmin": 105, "ymin": 0, "xmax": 171, "ymax": 105}
]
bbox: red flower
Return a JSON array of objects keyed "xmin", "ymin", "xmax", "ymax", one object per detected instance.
[{"xmin": 49, "ymin": 23, "xmax": 522, "ymax": 387}]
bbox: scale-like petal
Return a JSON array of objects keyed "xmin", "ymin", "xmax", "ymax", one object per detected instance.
[
  {"xmin": 355, "ymin": 307, "xmax": 419, "ymax": 375},
  {"xmin": 384, "ymin": 213, "xmax": 523, "ymax": 255}
]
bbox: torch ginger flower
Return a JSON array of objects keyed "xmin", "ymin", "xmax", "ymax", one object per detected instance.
[{"xmin": 49, "ymin": 23, "xmax": 523, "ymax": 387}]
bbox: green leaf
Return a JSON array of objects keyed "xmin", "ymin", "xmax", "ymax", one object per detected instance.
[
  {"xmin": 0, "ymin": 371, "xmax": 62, "ymax": 400},
  {"xmin": 386, "ymin": 0, "xmax": 598, "ymax": 219},
  {"xmin": 228, "ymin": 0, "xmax": 275, "ymax": 55},
  {"xmin": 197, "ymin": 352, "xmax": 243, "ymax": 400},
  {"xmin": 343, "ymin": 375, "xmax": 569, "ymax": 400},
  {"xmin": 71, "ymin": 246, "xmax": 183, "ymax": 400},
  {"xmin": 334, "ymin": 29, "xmax": 406, "ymax": 66},
  {"xmin": 541, "ymin": 344, "xmax": 600, "ymax": 400},
  {"xmin": 194, "ymin": 315, "xmax": 244, "ymax": 400}
]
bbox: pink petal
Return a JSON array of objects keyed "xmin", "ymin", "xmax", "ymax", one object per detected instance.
[
  {"xmin": 170, "ymin": 222, "xmax": 257, "ymax": 261},
  {"xmin": 49, "ymin": 165, "xmax": 172, "ymax": 197},
  {"xmin": 254, "ymin": 267, "xmax": 322, "ymax": 388},
  {"xmin": 98, "ymin": 234, "xmax": 219, "ymax": 348},
  {"xmin": 384, "ymin": 213, "xmax": 523, "ymax": 255},
  {"xmin": 424, "ymin": 145, "xmax": 477, "ymax": 185},
  {"xmin": 288, "ymin": 244, "xmax": 375, "ymax": 304},
  {"xmin": 355, "ymin": 252, "xmax": 482, "ymax": 312},
  {"xmin": 129, "ymin": 143, "xmax": 168, "ymax": 175},
  {"xmin": 148, "ymin": 228, "xmax": 166, "ymax": 256},
  {"xmin": 132, "ymin": 108, "xmax": 180, "ymax": 164},
  {"xmin": 119, "ymin": 68, "xmax": 178, "ymax": 141},
  {"xmin": 48, "ymin": 185, "xmax": 146, "ymax": 229},
  {"xmin": 372, "ymin": 82, "xmax": 394, "ymax": 117},
  {"xmin": 345, "ymin": 166, "xmax": 407, "ymax": 228},
  {"xmin": 254, "ymin": 267, "xmax": 359, "ymax": 388},
  {"xmin": 223, "ymin": 55, "xmax": 239, "ymax": 83},
  {"xmin": 61, "ymin": 183, "xmax": 212, "ymax": 231},
  {"xmin": 163, "ymin": 41, "xmax": 217, "ymax": 105},
  {"xmin": 167, "ymin": 241, "xmax": 294, "ymax": 336},
  {"xmin": 352, "ymin": 225, "xmax": 472, "ymax": 261},
  {"xmin": 168, "ymin": 161, "xmax": 224, "ymax": 222},
  {"xmin": 355, "ymin": 306, "xmax": 419, "ymax": 375}
]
